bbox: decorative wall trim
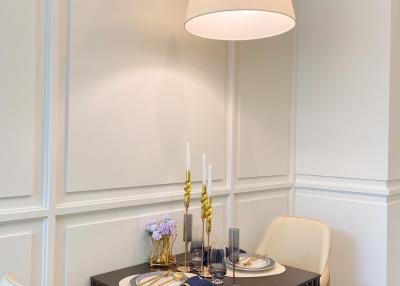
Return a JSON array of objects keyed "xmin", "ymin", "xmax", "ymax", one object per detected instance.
[
  {"xmin": 226, "ymin": 41, "xmax": 236, "ymax": 190},
  {"xmin": 0, "ymin": 207, "xmax": 48, "ymax": 223},
  {"xmin": 234, "ymin": 181, "xmax": 293, "ymax": 193},
  {"xmin": 55, "ymin": 181, "xmax": 292, "ymax": 216},
  {"xmin": 235, "ymin": 193, "xmax": 289, "ymax": 204},
  {"xmin": 56, "ymin": 188, "xmax": 227, "ymax": 216},
  {"xmin": 237, "ymin": 174, "xmax": 288, "ymax": 181},
  {"xmin": 388, "ymin": 179, "xmax": 400, "ymax": 195},
  {"xmin": 296, "ymin": 174, "xmax": 390, "ymax": 196},
  {"xmin": 387, "ymin": 193, "xmax": 400, "ymax": 204},
  {"xmin": 295, "ymin": 188, "xmax": 388, "ymax": 205},
  {"xmin": 225, "ymin": 41, "xmax": 237, "ymax": 229}
]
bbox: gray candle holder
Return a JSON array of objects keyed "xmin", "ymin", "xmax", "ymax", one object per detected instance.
[
  {"xmin": 229, "ymin": 228, "xmax": 240, "ymax": 286},
  {"xmin": 177, "ymin": 213, "xmax": 193, "ymax": 273}
]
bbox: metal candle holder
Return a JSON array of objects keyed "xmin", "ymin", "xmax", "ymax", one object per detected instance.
[
  {"xmin": 183, "ymin": 213, "xmax": 192, "ymax": 270},
  {"xmin": 229, "ymin": 228, "xmax": 240, "ymax": 286}
]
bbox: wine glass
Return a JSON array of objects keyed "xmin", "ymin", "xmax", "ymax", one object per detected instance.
[{"xmin": 209, "ymin": 245, "xmax": 226, "ymax": 285}]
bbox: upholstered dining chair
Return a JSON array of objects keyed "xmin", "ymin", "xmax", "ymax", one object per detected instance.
[
  {"xmin": 256, "ymin": 216, "xmax": 331, "ymax": 286},
  {"xmin": 0, "ymin": 273, "xmax": 22, "ymax": 286}
]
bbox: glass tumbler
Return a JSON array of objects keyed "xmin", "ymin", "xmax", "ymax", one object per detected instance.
[
  {"xmin": 191, "ymin": 240, "xmax": 203, "ymax": 272},
  {"xmin": 209, "ymin": 245, "xmax": 227, "ymax": 285}
]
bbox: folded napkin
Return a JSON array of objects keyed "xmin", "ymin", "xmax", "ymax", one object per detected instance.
[{"xmin": 183, "ymin": 276, "xmax": 213, "ymax": 286}]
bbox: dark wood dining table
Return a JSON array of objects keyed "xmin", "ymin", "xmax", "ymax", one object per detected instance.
[{"xmin": 90, "ymin": 254, "xmax": 320, "ymax": 286}]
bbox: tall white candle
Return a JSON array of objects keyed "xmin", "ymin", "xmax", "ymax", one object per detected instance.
[
  {"xmin": 186, "ymin": 142, "xmax": 191, "ymax": 172},
  {"xmin": 207, "ymin": 164, "xmax": 212, "ymax": 198},
  {"xmin": 202, "ymin": 154, "xmax": 207, "ymax": 186}
]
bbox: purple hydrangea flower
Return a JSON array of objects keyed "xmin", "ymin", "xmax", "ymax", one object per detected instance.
[
  {"xmin": 152, "ymin": 230, "xmax": 162, "ymax": 240},
  {"xmin": 145, "ymin": 220, "xmax": 158, "ymax": 234},
  {"xmin": 145, "ymin": 215, "xmax": 176, "ymax": 239},
  {"xmin": 169, "ymin": 224, "xmax": 176, "ymax": 235},
  {"xmin": 158, "ymin": 222, "xmax": 167, "ymax": 235},
  {"xmin": 150, "ymin": 224, "xmax": 157, "ymax": 233}
]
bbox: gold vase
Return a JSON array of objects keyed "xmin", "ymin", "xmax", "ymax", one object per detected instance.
[{"xmin": 149, "ymin": 235, "xmax": 177, "ymax": 266}]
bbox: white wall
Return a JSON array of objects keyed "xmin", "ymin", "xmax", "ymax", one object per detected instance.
[
  {"xmin": 296, "ymin": 0, "xmax": 396, "ymax": 285},
  {"xmin": 387, "ymin": 1, "xmax": 400, "ymax": 285},
  {"xmin": 296, "ymin": 0, "xmax": 391, "ymax": 181},
  {"xmin": 389, "ymin": 0, "xmax": 400, "ymax": 182},
  {"xmin": 0, "ymin": 1, "xmax": 295, "ymax": 286},
  {"xmin": 387, "ymin": 198, "xmax": 400, "ymax": 286}
]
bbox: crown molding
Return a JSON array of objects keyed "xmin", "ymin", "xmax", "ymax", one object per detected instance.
[{"xmin": 296, "ymin": 174, "xmax": 390, "ymax": 197}]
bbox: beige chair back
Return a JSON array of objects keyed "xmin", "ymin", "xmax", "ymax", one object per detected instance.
[
  {"xmin": 0, "ymin": 274, "xmax": 22, "ymax": 286},
  {"xmin": 256, "ymin": 216, "xmax": 330, "ymax": 286}
]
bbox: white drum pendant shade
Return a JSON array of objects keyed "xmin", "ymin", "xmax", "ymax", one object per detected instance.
[{"xmin": 185, "ymin": 0, "xmax": 296, "ymax": 41}]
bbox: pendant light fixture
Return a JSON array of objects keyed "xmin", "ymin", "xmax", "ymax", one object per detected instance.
[{"xmin": 184, "ymin": 0, "xmax": 296, "ymax": 41}]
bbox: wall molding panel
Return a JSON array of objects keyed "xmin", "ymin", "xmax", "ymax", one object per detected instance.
[
  {"xmin": 235, "ymin": 189, "xmax": 290, "ymax": 253},
  {"xmin": 0, "ymin": 1, "xmax": 49, "ymax": 284},
  {"xmin": 64, "ymin": 0, "xmax": 228, "ymax": 194},
  {"xmin": 294, "ymin": 174, "xmax": 397, "ymax": 286},
  {"xmin": 0, "ymin": 208, "xmax": 49, "ymax": 224},
  {"xmin": 0, "ymin": 220, "xmax": 45, "ymax": 286},
  {"xmin": 235, "ymin": 32, "xmax": 294, "ymax": 183},
  {"xmin": 0, "ymin": 233, "xmax": 32, "ymax": 286},
  {"xmin": 294, "ymin": 186, "xmax": 388, "ymax": 286},
  {"xmin": 0, "ymin": 0, "xmax": 46, "ymax": 210}
]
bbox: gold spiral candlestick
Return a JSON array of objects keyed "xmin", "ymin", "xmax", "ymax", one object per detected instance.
[
  {"xmin": 201, "ymin": 185, "xmax": 208, "ymax": 219},
  {"xmin": 180, "ymin": 170, "xmax": 192, "ymax": 273},
  {"xmin": 184, "ymin": 171, "xmax": 192, "ymax": 213},
  {"xmin": 200, "ymin": 185, "xmax": 208, "ymax": 273},
  {"xmin": 206, "ymin": 197, "xmax": 213, "ymax": 232},
  {"xmin": 206, "ymin": 197, "xmax": 213, "ymax": 271}
]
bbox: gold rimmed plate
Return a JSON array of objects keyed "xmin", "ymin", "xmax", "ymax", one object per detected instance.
[
  {"xmin": 131, "ymin": 271, "xmax": 196, "ymax": 286},
  {"xmin": 226, "ymin": 254, "xmax": 275, "ymax": 272}
]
